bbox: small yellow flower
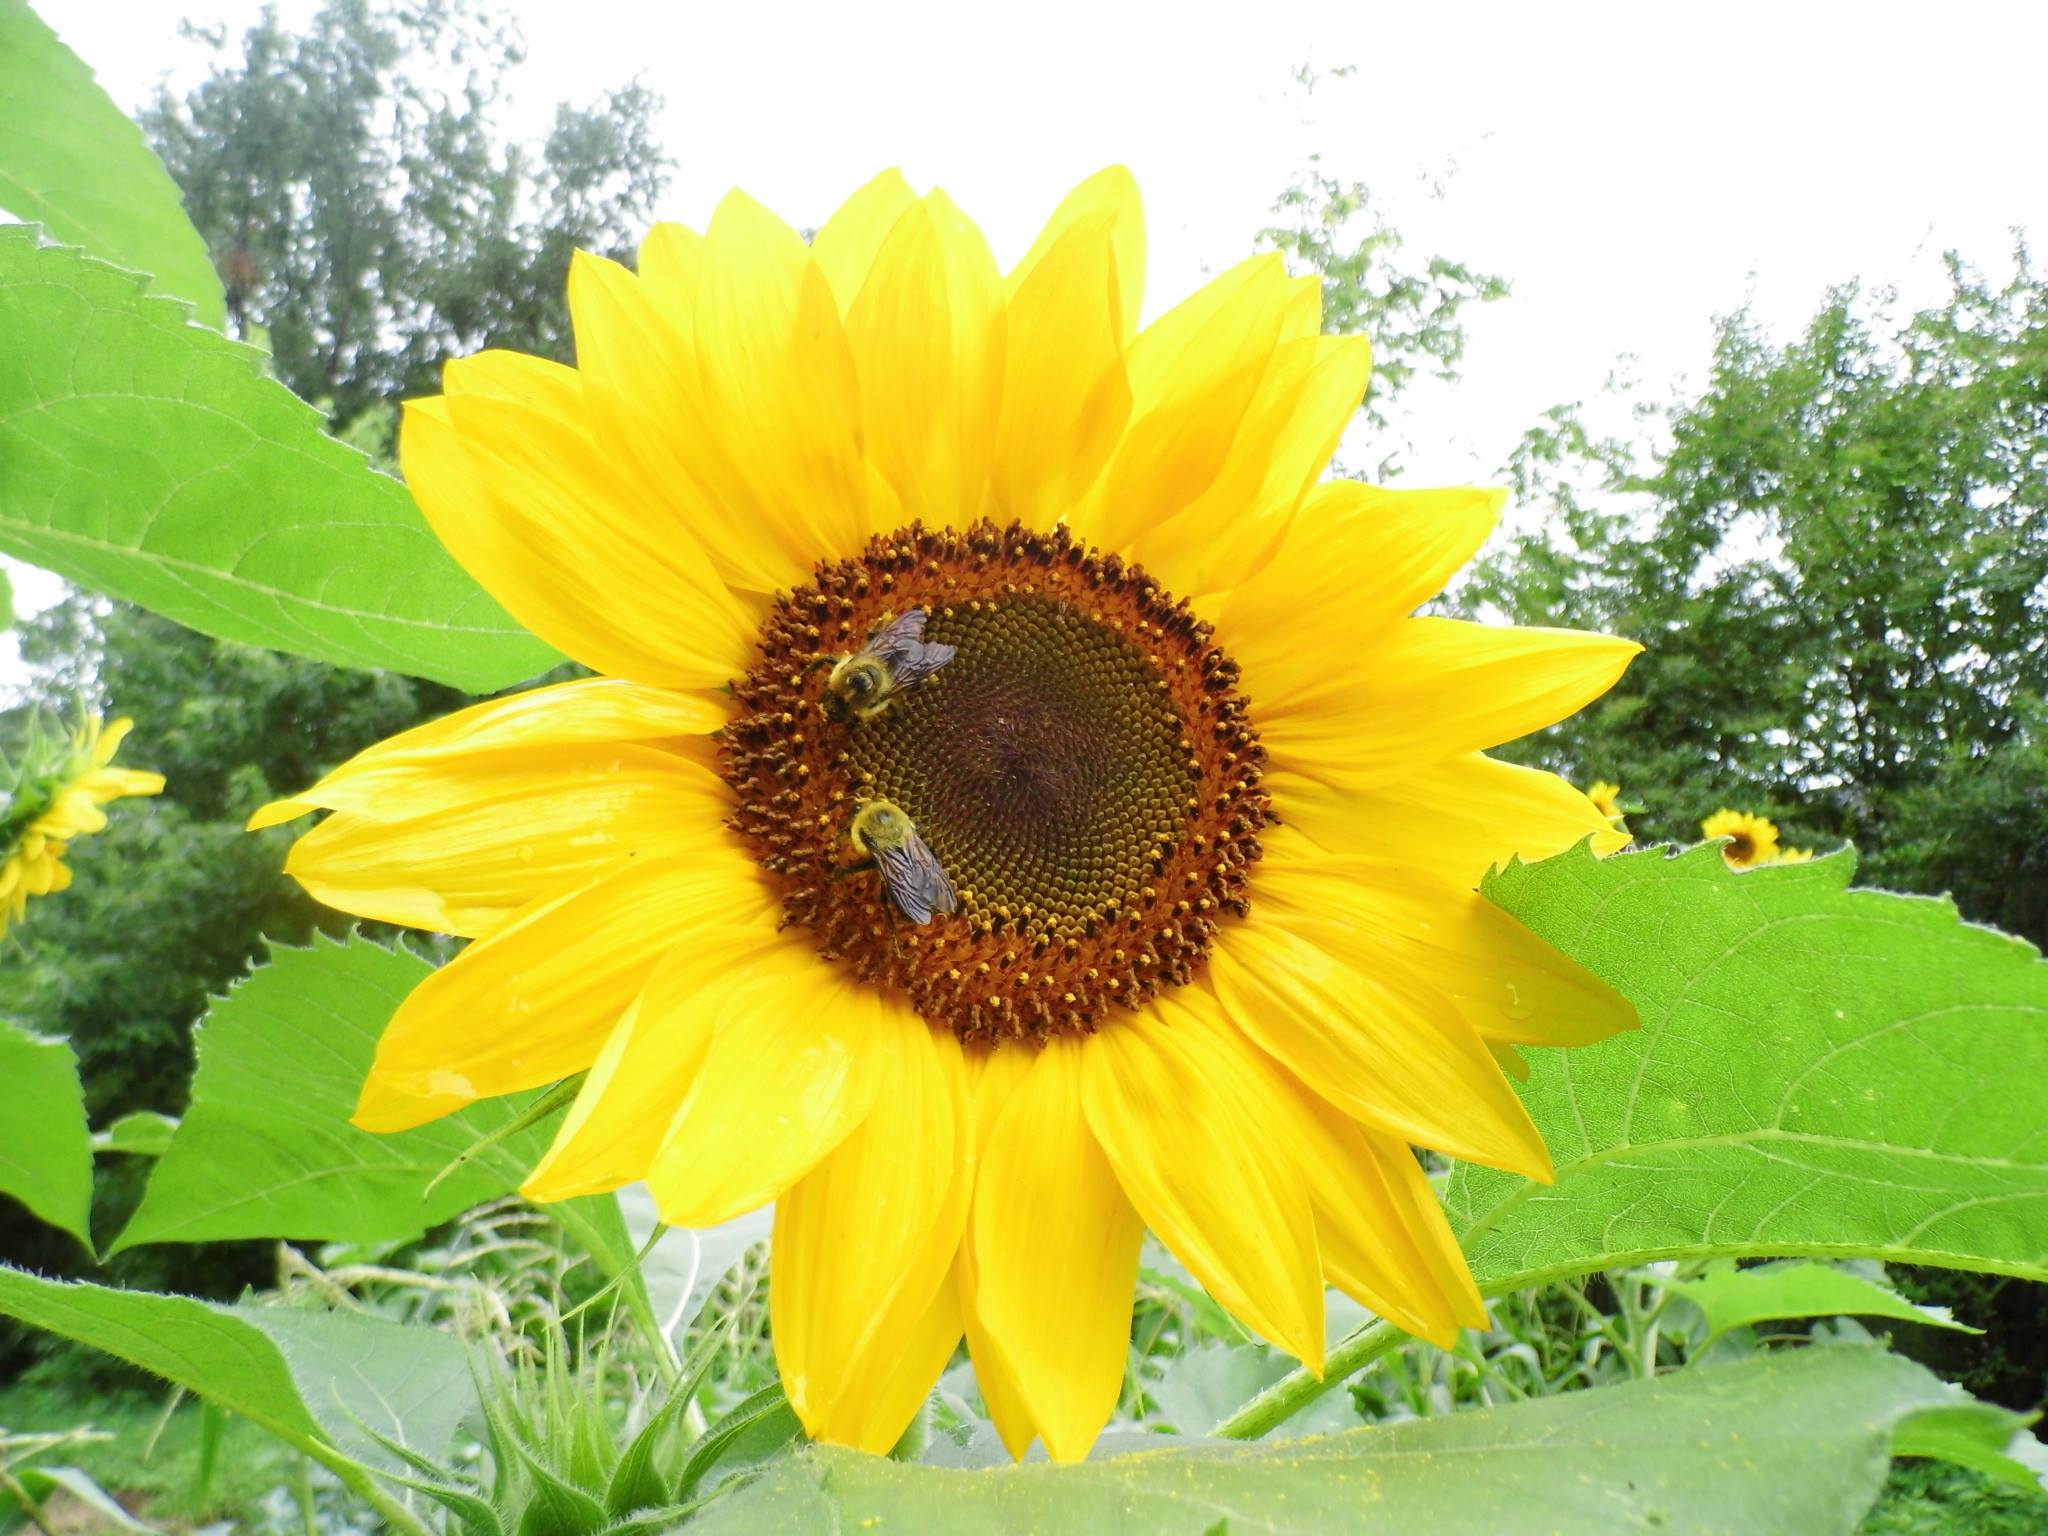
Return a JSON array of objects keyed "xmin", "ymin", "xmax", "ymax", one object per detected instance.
[
  {"xmin": 1587, "ymin": 781, "xmax": 1623, "ymax": 820},
  {"xmin": 0, "ymin": 716, "xmax": 164, "ymax": 935},
  {"xmin": 1701, "ymin": 808, "xmax": 1793, "ymax": 870}
]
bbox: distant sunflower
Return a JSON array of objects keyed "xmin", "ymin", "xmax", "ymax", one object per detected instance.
[
  {"xmin": 257, "ymin": 170, "xmax": 1639, "ymax": 1460},
  {"xmin": 1586, "ymin": 780, "xmax": 1623, "ymax": 820},
  {"xmin": 1701, "ymin": 807, "xmax": 1789, "ymax": 869},
  {"xmin": 1, "ymin": 716, "xmax": 163, "ymax": 935}
]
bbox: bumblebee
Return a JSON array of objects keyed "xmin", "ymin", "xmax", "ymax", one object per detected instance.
[
  {"xmin": 847, "ymin": 799, "xmax": 958, "ymax": 925},
  {"xmin": 821, "ymin": 609, "xmax": 956, "ymax": 723}
]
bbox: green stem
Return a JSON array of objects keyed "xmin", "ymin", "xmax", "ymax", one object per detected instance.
[
  {"xmin": 553, "ymin": 1200, "xmax": 678, "ymax": 1387},
  {"xmin": 271, "ymin": 1430, "xmax": 434, "ymax": 1536},
  {"xmin": 1212, "ymin": 1319, "xmax": 1404, "ymax": 1440}
]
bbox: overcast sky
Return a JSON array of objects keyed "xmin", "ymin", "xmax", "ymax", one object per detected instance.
[{"xmin": 14, "ymin": 0, "xmax": 2047, "ymax": 652}]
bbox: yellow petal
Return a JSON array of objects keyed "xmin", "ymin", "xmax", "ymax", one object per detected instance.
[
  {"xmin": 694, "ymin": 189, "xmax": 873, "ymax": 568},
  {"xmin": 250, "ymin": 679, "xmax": 726, "ymax": 830},
  {"xmin": 1257, "ymin": 836, "xmax": 1638, "ymax": 1051},
  {"xmin": 282, "ymin": 744, "xmax": 724, "ymax": 937},
  {"xmin": 640, "ymin": 955, "xmax": 896, "ymax": 1227},
  {"xmin": 773, "ymin": 1021, "xmax": 971, "ymax": 1448},
  {"xmin": 971, "ymin": 1037, "xmax": 1142, "ymax": 1462},
  {"xmin": 1007, "ymin": 165, "xmax": 1144, "ymax": 336},
  {"xmin": 1206, "ymin": 903, "xmax": 1555, "ymax": 1181},
  {"xmin": 1224, "ymin": 481, "xmax": 1506, "ymax": 701},
  {"xmin": 989, "ymin": 204, "xmax": 1134, "ymax": 527},
  {"xmin": 354, "ymin": 854, "xmax": 770, "ymax": 1132},
  {"xmin": 812, "ymin": 168, "xmax": 919, "ymax": 312},
  {"xmin": 1080, "ymin": 992, "xmax": 1324, "ymax": 1367},
  {"xmin": 958, "ymin": 1232, "xmax": 1039, "ymax": 1460},
  {"xmin": 846, "ymin": 192, "xmax": 1005, "ymax": 524},
  {"xmin": 523, "ymin": 922, "xmax": 819, "ymax": 1200},
  {"xmin": 829, "ymin": 1259, "xmax": 965, "ymax": 1455},
  {"xmin": 1268, "ymin": 751, "xmax": 1628, "ymax": 887},
  {"xmin": 1075, "ymin": 253, "xmax": 1292, "ymax": 556},
  {"xmin": 399, "ymin": 394, "xmax": 756, "ymax": 685},
  {"xmin": 1366, "ymin": 1124, "xmax": 1491, "ymax": 1331},
  {"xmin": 635, "ymin": 220, "xmax": 702, "ymax": 334},
  {"xmin": 1262, "ymin": 617, "xmax": 1642, "ymax": 791},
  {"xmin": 1123, "ymin": 334, "xmax": 1372, "ymax": 601},
  {"xmin": 1280, "ymin": 1080, "xmax": 1482, "ymax": 1345},
  {"xmin": 563, "ymin": 250, "xmax": 799, "ymax": 598}
]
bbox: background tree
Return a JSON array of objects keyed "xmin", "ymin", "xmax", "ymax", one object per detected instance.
[
  {"xmin": 1457, "ymin": 247, "xmax": 2048, "ymax": 946},
  {"xmin": 142, "ymin": 0, "xmax": 667, "ymax": 426}
]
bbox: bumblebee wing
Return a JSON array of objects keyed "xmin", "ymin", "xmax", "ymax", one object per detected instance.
[
  {"xmin": 889, "ymin": 638, "xmax": 957, "ymax": 688},
  {"xmin": 867, "ymin": 609, "xmax": 956, "ymax": 690},
  {"xmin": 865, "ymin": 609, "xmax": 930, "ymax": 666},
  {"xmin": 874, "ymin": 832, "xmax": 958, "ymax": 925}
]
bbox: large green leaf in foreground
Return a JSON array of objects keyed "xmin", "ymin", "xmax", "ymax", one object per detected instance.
[
  {"xmin": 0, "ymin": 1018, "xmax": 92, "ymax": 1248},
  {"xmin": 0, "ymin": 0, "xmax": 225, "ymax": 327},
  {"xmin": 115, "ymin": 933, "xmax": 608, "ymax": 1256},
  {"xmin": 1449, "ymin": 844, "xmax": 2048, "ymax": 1289},
  {"xmin": 0, "ymin": 230, "xmax": 559, "ymax": 690},
  {"xmin": 694, "ymin": 1348, "xmax": 2028, "ymax": 1535},
  {"xmin": 0, "ymin": 1268, "xmax": 474, "ymax": 1472}
]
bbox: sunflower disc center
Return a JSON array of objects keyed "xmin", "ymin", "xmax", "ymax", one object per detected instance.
[
  {"xmin": 720, "ymin": 521, "xmax": 1269, "ymax": 1043},
  {"xmin": 852, "ymin": 596, "xmax": 1190, "ymax": 937}
]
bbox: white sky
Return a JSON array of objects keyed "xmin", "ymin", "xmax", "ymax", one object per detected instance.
[{"xmin": 12, "ymin": 0, "xmax": 2047, "ymax": 659}]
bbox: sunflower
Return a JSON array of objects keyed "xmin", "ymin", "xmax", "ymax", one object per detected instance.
[
  {"xmin": 1586, "ymin": 780, "xmax": 1623, "ymax": 820},
  {"xmin": 256, "ymin": 169, "xmax": 1640, "ymax": 1461},
  {"xmin": 1701, "ymin": 807, "xmax": 1793, "ymax": 869},
  {"xmin": 1, "ymin": 715, "xmax": 164, "ymax": 935}
]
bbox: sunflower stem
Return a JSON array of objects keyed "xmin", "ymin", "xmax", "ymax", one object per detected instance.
[{"xmin": 1211, "ymin": 1319, "xmax": 1405, "ymax": 1441}]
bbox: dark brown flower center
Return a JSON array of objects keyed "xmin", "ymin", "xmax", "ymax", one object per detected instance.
[{"xmin": 720, "ymin": 521, "xmax": 1268, "ymax": 1043}]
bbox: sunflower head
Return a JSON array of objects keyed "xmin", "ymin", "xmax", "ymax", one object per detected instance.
[
  {"xmin": 1700, "ymin": 807, "xmax": 1784, "ymax": 869},
  {"xmin": 0, "ymin": 713, "xmax": 164, "ymax": 934},
  {"xmin": 257, "ymin": 168, "xmax": 1643, "ymax": 1462}
]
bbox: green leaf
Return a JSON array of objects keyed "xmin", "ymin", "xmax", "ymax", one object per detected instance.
[
  {"xmin": 116, "ymin": 933, "xmax": 578, "ymax": 1251},
  {"xmin": 674, "ymin": 1386, "xmax": 802, "ymax": 1501},
  {"xmin": 91, "ymin": 1109, "xmax": 179, "ymax": 1157},
  {"xmin": 0, "ymin": 1017, "xmax": 93, "ymax": 1248},
  {"xmin": 1450, "ymin": 845, "xmax": 2048, "ymax": 1290},
  {"xmin": 0, "ymin": 230, "xmax": 559, "ymax": 691},
  {"xmin": 1673, "ymin": 1261, "xmax": 1982, "ymax": 1345},
  {"xmin": 0, "ymin": 0, "xmax": 226, "ymax": 327},
  {"xmin": 1888, "ymin": 1404, "xmax": 2047, "ymax": 1492},
  {"xmin": 4, "ymin": 1466, "xmax": 160, "ymax": 1534},
  {"xmin": 0, "ymin": 1268, "xmax": 473, "ymax": 1472},
  {"xmin": 0, "ymin": 564, "xmax": 13, "ymax": 631},
  {"xmin": 688, "ymin": 1348, "xmax": 2031, "ymax": 1535}
]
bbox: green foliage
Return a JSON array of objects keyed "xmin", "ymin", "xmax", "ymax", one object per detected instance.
[
  {"xmin": 0, "ymin": 229, "xmax": 557, "ymax": 691},
  {"xmin": 696, "ymin": 1350, "xmax": 2028, "ymax": 1536},
  {"xmin": 1462, "ymin": 251, "xmax": 2048, "ymax": 949},
  {"xmin": 90, "ymin": 1112, "xmax": 179, "ymax": 1158},
  {"xmin": 141, "ymin": 0, "xmax": 670, "ymax": 425},
  {"xmin": 0, "ymin": 0, "xmax": 225, "ymax": 326},
  {"xmin": 116, "ymin": 934, "xmax": 574, "ymax": 1251},
  {"xmin": 0, "ymin": 1269, "xmax": 473, "ymax": 1475},
  {"xmin": 1259, "ymin": 145, "xmax": 1509, "ymax": 476},
  {"xmin": 1447, "ymin": 845, "xmax": 2048, "ymax": 1289},
  {"xmin": 1863, "ymin": 1461, "xmax": 2048, "ymax": 1536},
  {"xmin": 0, "ymin": 1021, "xmax": 91, "ymax": 1249},
  {"xmin": 1676, "ymin": 1262, "xmax": 1981, "ymax": 1347},
  {"xmin": 0, "ymin": 1384, "xmax": 293, "ymax": 1527}
]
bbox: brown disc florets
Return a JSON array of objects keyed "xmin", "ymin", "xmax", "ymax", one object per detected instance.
[{"xmin": 719, "ymin": 521, "xmax": 1269, "ymax": 1043}]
